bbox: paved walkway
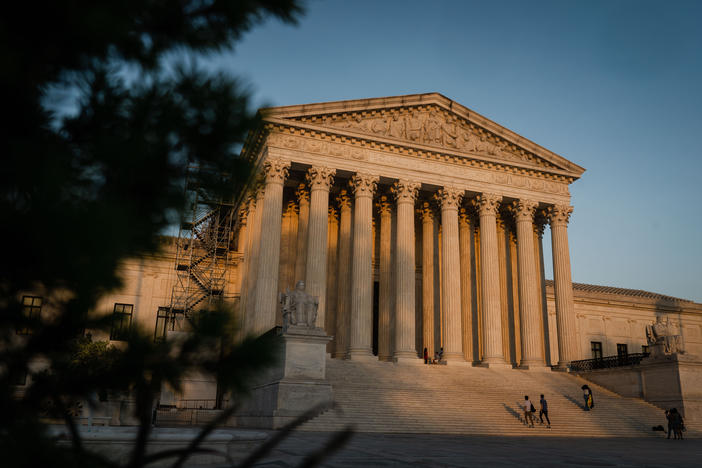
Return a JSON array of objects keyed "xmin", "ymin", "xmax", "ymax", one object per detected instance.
[{"xmin": 234, "ymin": 431, "xmax": 702, "ymax": 468}]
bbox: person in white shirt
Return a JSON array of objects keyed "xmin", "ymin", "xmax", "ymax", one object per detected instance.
[{"xmin": 523, "ymin": 395, "xmax": 535, "ymax": 427}]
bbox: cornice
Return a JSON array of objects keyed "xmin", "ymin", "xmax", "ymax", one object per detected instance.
[
  {"xmin": 261, "ymin": 120, "xmax": 577, "ymax": 184},
  {"xmin": 258, "ymin": 93, "xmax": 585, "ymax": 178}
]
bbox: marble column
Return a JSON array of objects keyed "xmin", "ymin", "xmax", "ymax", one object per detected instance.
[
  {"xmin": 277, "ymin": 199, "xmax": 293, "ymax": 318},
  {"xmin": 420, "ymin": 201, "xmax": 436, "ymax": 357},
  {"xmin": 280, "ymin": 200, "xmax": 298, "ymax": 292},
  {"xmin": 348, "ymin": 173, "xmax": 378, "ymax": 360},
  {"xmin": 326, "ymin": 206, "xmax": 339, "ymax": 349},
  {"xmin": 334, "ymin": 189, "xmax": 353, "ymax": 358},
  {"xmin": 548, "ymin": 204, "xmax": 578, "ymax": 367},
  {"xmin": 294, "ymin": 184, "xmax": 310, "ymax": 284},
  {"xmin": 513, "ymin": 200, "xmax": 546, "ymax": 369},
  {"xmin": 474, "ymin": 193, "xmax": 509, "ymax": 367},
  {"xmin": 305, "ymin": 166, "xmax": 336, "ymax": 328},
  {"xmin": 458, "ymin": 206, "xmax": 475, "ymax": 362},
  {"xmin": 533, "ymin": 213, "xmax": 551, "ymax": 365},
  {"xmin": 252, "ymin": 159, "xmax": 290, "ymax": 335},
  {"xmin": 393, "ymin": 180, "xmax": 421, "ymax": 362},
  {"xmin": 436, "ymin": 187, "xmax": 464, "ymax": 362},
  {"xmin": 377, "ymin": 195, "xmax": 394, "ymax": 361},
  {"xmin": 234, "ymin": 205, "xmax": 250, "ymax": 341},
  {"xmin": 244, "ymin": 188, "xmax": 265, "ymax": 334}
]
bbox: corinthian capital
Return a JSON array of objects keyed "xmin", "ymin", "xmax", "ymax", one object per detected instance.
[
  {"xmin": 511, "ymin": 199, "xmax": 538, "ymax": 223},
  {"xmin": 459, "ymin": 205, "xmax": 478, "ymax": 227},
  {"xmin": 533, "ymin": 210, "xmax": 548, "ymax": 237},
  {"xmin": 472, "ymin": 193, "xmax": 501, "ymax": 217},
  {"xmin": 434, "ymin": 186, "xmax": 464, "ymax": 210},
  {"xmin": 306, "ymin": 166, "xmax": 336, "ymax": 191},
  {"xmin": 547, "ymin": 204, "xmax": 573, "ymax": 226},
  {"xmin": 418, "ymin": 201, "xmax": 436, "ymax": 223},
  {"xmin": 262, "ymin": 158, "xmax": 291, "ymax": 185},
  {"xmin": 392, "ymin": 179, "xmax": 420, "ymax": 204},
  {"xmin": 376, "ymin": 194, "xmax": 393, "ymax": 216},
  {"xmin": 350, "ymin": 173, "xmax": 379, "ymax": 198},
  {"xmin": 336, "ymin": 188, "xmax": 352, "ymax": 210},
  {"xmin": 295, "ymin": 183, "xmax": 310, "ymax": 203}
]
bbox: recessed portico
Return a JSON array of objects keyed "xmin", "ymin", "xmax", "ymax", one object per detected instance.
[{"xmin": 239, "ymin": 93, "xmax": 585, "ymax": 368}]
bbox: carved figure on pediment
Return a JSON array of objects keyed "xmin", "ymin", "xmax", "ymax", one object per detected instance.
[
  {"xmin": 340, "ymin": 114, "xmax": 371, "ymax": 133},
  {"xmin": 279, "ymin": 281, "xmax": 319, "ymax": 331},
  {"xmin": 423, "ymin": 110, "xmax": 443, "ymax": 145},
  {"xmin": 369, "ymin": 116, "xmax": 388, "ymax": 135},
  {"xmin": 458, "ymin": 128, "xmax": 478, "ymax": 152},
  {"xmin": 440, "ymin": 115, "xmax": 458, "ymax": 148},
  {"xmin": 387, "ymin": 113, "xmax": 406, "ymax": 139},
  {"xmin": 406, "ymin": 110, "xmax": 424, "ymax": 142},
  {"xmin": 646, "ymin": 316, "xmax": 684, "ymax": 356},
  {"xmin": 475, "ymin": 133, "xmax": 493, "ymax": 155}
]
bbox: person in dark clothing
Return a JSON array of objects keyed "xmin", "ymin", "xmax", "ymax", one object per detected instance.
[
  {"xmin": 666, "ymin": 409, "xmax": 673, "ymax": 439},
  {"xmin": 671, "ymin": 408, "xmax": 684, "ymax": 440},
  {"xmin": 423, "ymin": 347, "xmax": 428, "ymax": 364},
  {"xmin": 539, "ymin": 394, "xmax": 551, "ymax": 428}
]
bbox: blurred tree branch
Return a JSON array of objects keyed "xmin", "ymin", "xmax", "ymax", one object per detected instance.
[{"xmin": 0, "ymin": 2, "xmax": 356, "ymax": 468}]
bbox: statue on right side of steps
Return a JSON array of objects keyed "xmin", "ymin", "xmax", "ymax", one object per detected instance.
[{"xmin": 646, "ymin": 316, "xmax": 684, "ymax": 357}]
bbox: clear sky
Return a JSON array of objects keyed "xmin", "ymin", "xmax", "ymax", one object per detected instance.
[{"xmin": 208, "ymin": 0, "xmax": 702, "ymax": 302}]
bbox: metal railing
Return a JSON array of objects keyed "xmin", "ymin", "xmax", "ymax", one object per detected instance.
[{"xmin": 569, "ymin": 352, "xmax": 650, "ymax": 372}]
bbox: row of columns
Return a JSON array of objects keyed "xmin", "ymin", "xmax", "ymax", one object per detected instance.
[{"xmin": 238, "ymin": 158, "xmax": 578, "ymax": 367}]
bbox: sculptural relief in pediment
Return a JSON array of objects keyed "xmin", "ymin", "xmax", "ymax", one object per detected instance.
[{"xmin": 301, "ymin": 106, "xmax": 555, "ymax": 170}]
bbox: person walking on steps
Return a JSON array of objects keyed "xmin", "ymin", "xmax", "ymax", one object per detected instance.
[
  {"xmin": 523, "ymin": 395, "xmax": 535, "ymax": 428},
  {"xmin": 539, "ymin": 394, "xmax": 551, "ymax": 428},
  {"xmin": 581, "ymin": 385, "xmax": 594, "ymax": 411}
]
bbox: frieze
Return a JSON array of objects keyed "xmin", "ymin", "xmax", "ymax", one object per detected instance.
[
  {"xmin": 297, "ymin": 105, "xmax": 556, "ymax": 170},
  {"xmin": 267, "ymin": 131, "xmax": 571, "ymax": 197}
]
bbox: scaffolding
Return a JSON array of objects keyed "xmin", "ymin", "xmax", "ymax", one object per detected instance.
[{"xmin": 167, "ymin": 168, "xmax": 235, "ymax": 330}]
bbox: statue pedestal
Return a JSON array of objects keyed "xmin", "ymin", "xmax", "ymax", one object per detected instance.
[
  {"xmin": 639, "ymin": 351, "xmax": 702, "ymax": 424},
  {"xmin": 237, "ymin": 327, "xmax": 333, "ymax": 429}
]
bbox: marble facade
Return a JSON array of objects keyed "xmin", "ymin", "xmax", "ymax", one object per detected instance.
[{"xmin": 237, "ymin": 93, "xmax": 584, "ymax": 368}]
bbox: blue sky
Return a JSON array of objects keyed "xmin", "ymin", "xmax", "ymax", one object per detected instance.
[{"xmin": 209, "ymin": 0, "xmax": 702, "ymax": 302}]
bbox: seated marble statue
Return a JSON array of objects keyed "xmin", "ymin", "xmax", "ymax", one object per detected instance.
[
  {"xmin": 279, "ymin": 281, "xmax": 319, "ymax": 331},
  {"xmin": 646, "ymin": 316, "xmax": 684, "ymax": 355}
]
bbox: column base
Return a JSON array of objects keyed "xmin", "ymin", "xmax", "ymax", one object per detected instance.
[
  {"xmin": 517, "ymin": 363, "xmax": 552, "ymax": 372},
  {"xmin": 394, "ymin": 356, "xmax": 424, "ymax": 366},
  {"xmin": 444, "ymin": 359, "xmax": 473, "ymax": 367},
  {"xmin": 478, "ymin": 361, "xmax": 513, "ymax": 370},
  {"xmin": 555, "ymin": 361, "xmax": 571, "ymax": 371},
  {"xmin": 331, "ymin": 352, "xmax": 348, "ymax": 359},
  {"xmin": 347, "ymin": 349, "xmax": 377, "ymax": 362}
]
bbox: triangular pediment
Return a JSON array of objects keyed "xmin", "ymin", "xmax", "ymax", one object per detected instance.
[{"xmin": 260, "ymin": 93, "xmax": 585, "ymax": 178}]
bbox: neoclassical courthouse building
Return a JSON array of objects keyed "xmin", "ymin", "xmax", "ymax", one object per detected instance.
[{"xmin": 86, "ymin": 94, "xmax": 701, "ymax": 383}]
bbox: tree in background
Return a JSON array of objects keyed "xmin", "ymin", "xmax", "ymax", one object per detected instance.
[{"xmin": 0, "ymin": 2, "xmax": 351, "ymax": 467}]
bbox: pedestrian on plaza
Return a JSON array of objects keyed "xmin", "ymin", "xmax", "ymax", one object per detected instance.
[
  {"xmin": 671, "ymin": 408, "xmax": 684, "ymax": 440},
  {"xmin": 581, "ymin": 385, "xmax": 594, "ymax": 410},
  {"xmin": 438, "ymin": 347, "xmax": 444, "ymax": 362},
  {"xmin": 539, "ymin": 394, "xmax": 551, "ymax": 428},
  {"xmin": 665, "ymin": 409, "xmax": 673, "ymax": 439},
  {"xmin": 423, "ymin": 347, "xmax": 429, "ymax": 364},
  {"xmin": 523, "ymin": 395, "xmax": 535, "ymax": 428}
]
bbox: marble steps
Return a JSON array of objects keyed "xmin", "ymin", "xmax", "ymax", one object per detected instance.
[{"xmin": 298, "ymin": 358, "xmax": 682, "ymax": 437}]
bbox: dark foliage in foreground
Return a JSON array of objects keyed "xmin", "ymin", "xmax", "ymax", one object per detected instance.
[{"xmin": 0, "ymin": 2, "xmax": 351, "ymax": 467}]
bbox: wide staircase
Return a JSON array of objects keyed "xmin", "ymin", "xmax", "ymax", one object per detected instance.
[{"xmin": 300, "ymin": 358, "xmax": 701, "ymax": 437}]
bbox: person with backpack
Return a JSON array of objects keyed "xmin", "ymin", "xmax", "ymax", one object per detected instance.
[
  {"xmin": 523, "ymin": 395, "xmax": 535, "ymax": 428},
  {"xmin": 581, "ymin": 385, "xmax": 594, "ymax": 410}
]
